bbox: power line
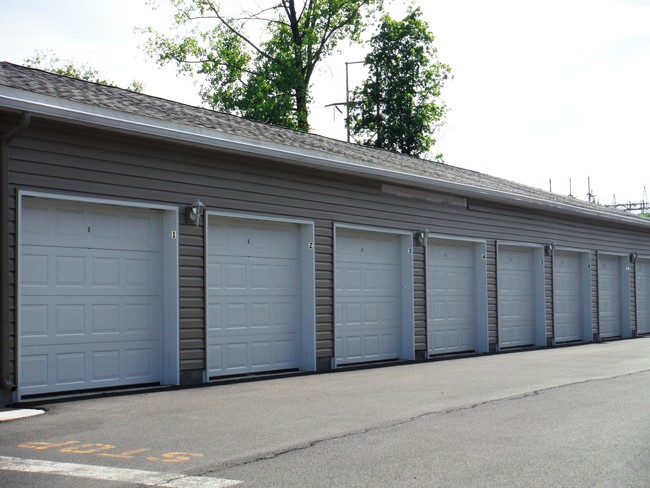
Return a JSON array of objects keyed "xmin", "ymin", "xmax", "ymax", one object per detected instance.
[{"xmin": 604, "ymin": 186, "xmax": 649, "ymax": 213}]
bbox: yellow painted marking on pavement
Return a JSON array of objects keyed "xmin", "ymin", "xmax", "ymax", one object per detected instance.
[
  {"xmin": 60, "ymin": 443, "xmax": 115, "ymax": 454},
  {"xmin": 18, "ymin": 440, "xmax": 206, "ymax": 464},
  {"xmin": 18, "ymin": 441, "xmax": 79, "ymax": 450},
  {"xmin": 147, "ymin": 452, "xmax": 205, "ymax": 463},
  {"xmin": 0, "ymin": 455, "xmax": 242, "ymax": 487},
  {"xmin": 100, "ymin": 448, "xmax": 151, "ymax": 459}
]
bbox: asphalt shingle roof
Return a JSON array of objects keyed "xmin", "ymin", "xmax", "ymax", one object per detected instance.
[{"xmin": 0, "ymin": 61, "xmax": 646, "ymax": 225}]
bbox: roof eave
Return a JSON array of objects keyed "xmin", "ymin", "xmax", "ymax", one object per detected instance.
[{"xmin": 1, "ymin": 86, "xmax": 649, "ymax": 230}]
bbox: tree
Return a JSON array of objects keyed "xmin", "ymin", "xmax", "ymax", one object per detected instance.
[
  {"xmin": 24, "ymin": 50, "xmax": 144, "ymax": 92},
  {"xmin": 347, "ymin": 8, "xmax": 451, "ymax": 157},
  {"xmin": 142, "ymin": 0, "xmax": 384, "ymax": 131}
]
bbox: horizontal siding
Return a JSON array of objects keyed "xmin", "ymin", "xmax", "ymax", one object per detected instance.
[
  {"xmin": 5, "ymin": 120, "xmax": 650, "ymax": 388},
  {"xmin": 179, "ymin": 225, "xmax": 204, "ymax": 373},
  {"xmin": 413, "ymin": 243, "xmax": 426, "ymax": 351},
  {"xmin": 486, "ymin": 241, "xmax": 498, "ymax": 346},
  {"xmin": 6, "ymin": 190, "xmax": 16, "ymax": 387},
  {"xmin": 545, "ymin": 253, "xmax": 554, "ymax": 342},
  {"xmin": 631, "ymin": 262, "xmax": 637, "ymax": 334},
  {"xmin": 591, "ymin": 252, "xmax": 599, "ymax": 337},
  {"xmin": 315, "ymin": 221, "xmax": 333, "ymax": 359}
]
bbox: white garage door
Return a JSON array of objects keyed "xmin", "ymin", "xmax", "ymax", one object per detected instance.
[
  {"xmin": 335, "ymin": 229, "xmax": 401, "ymax": 365},
  {"xmin": 20, "ymin": 198, "xmax": 163, "ymax": 396},
  {"xmin": 207, "ymin": 217, "xmax": 302, "ymax": 377},
  {"xmin": 599, "ymin": 255, "xmax": 622, "ymax": 338},
  {"xmin": 498, "ymin": 246, "xmax": 535, "ymax": 347},
  {"xmin": 638, "ymin": 259, "xmax": 650, "ymax": 334},
  {"xmin": 427, "ymin": 239, "xmax": 476, "ymax": 354},
  {"xmin": 554, "ymin": 251, "xmax": 584, "ymax": 342}
]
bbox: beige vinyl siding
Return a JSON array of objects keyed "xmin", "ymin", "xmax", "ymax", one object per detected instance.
[
  {"xmin": 179, "ymin": 224, "xmax": 205, "ymax": 379},
  {"xmin": 315, "ymin": 220, "xmax": 333, "ymax": 359},
  {"xmin": 591, "ymin": 252, "xmax": 599, "ymax": 339},
  {"xmin": 545, "ymin": 253, "xmax": 554, "ymax": 343},
  {"xmin": 413, "ymin": 243, "xmax": 426, "ymax": 352},
  {"xmin": 630, "ymin": 262, "xmax": 637, "ymax": 334},
  {"xmin": 5, "ymin": 119, "xmax": 650, "ymax": 385},
  {"xmin": 486, "ymin": 241, "xmax": 498, "ymax": 347}
]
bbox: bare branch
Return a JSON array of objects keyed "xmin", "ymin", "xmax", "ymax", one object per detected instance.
[{"xmin": 202, "ymin": 0, "xmax": 281, "ymax": 65}]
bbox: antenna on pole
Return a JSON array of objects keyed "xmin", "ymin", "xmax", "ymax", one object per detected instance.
[
  {"xmin": 587, "ymin": 177, "xmax": 595, "ymax": 203},
  {"xmin": 324, "ymin": 60, "xmax": 364, "ymax": 143}
]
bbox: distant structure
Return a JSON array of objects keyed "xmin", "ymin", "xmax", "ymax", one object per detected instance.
[
  {"xmin": 587, "ymin": 177, "xmax": 596, "ymax": 203},
  {"xmin": 548, "ymin": 178, "xmax": 648, "ymax": 214},
  {"xmin": 605, "ymin": 186, "xmax": 649, "ymax": 214}
]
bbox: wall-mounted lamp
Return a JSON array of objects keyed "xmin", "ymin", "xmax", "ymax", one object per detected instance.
[
  {"xmin": 185, "ymin": 198, "xmax": 205, "ymax": 226},
  {"xmin": 630, "ymin": 253, "xmax": 637, "ymax": 264},
  {"xmin": 544, "ymin": 243, "xmax": 554, "ymax": 256},
  {"xmin": 413, "ymin": 231, "xmax": 425, "ymax": 246}
]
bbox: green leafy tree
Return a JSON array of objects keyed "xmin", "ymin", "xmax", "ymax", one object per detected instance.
[
  {"xmin": 24, "ymin": 50, "xmax": 144, "ymax": 92},
  {"xmin": 142, "ymin": 0, "xmax": 384, "ymax": 131},
  {"xmin": 347, "ymin": 8, "xmax": 451, "ymax": 157}
]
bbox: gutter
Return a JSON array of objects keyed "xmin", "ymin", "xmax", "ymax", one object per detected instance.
[
  {"xmin": 0, "ymin": 111, "xmax": 31, "ymax": 391},
  {"xmin": 0, "ymin": 87, "xmax": 649, "ymax": 230}
]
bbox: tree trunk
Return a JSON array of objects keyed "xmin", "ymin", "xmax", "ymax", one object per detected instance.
[{"xmin": 295, "ymin": 79, "xmax": 310, "ymax": 131}]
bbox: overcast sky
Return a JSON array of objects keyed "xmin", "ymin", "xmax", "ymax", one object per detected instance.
[{"xmin": 1, "ymin": 0, "xmax": 649, "ymax": 205}]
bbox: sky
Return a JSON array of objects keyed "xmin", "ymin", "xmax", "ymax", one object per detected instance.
[{"xmin": 1, "ymin": 0, "xmax": 649, "ymax": 205}]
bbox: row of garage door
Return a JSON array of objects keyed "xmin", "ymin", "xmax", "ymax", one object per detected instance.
[{"xmin": 17, "ymin": 196, "xmax": 650, "ymax": 398}]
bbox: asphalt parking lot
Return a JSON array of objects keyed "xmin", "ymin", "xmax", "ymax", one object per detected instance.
[{"xmin": 1, "ymin": 338, "xmax": 650, "ymax": 487}]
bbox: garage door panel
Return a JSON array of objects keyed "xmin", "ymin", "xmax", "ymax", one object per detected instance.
[
  {"xmin": 335, "ymin": 332, "xmax": 399, "ymax": 363},
  {"xmin": 208, "ymin": 298, "xmax": 300, "ymax": 330},
  {"xmin": 20, "ymin": 199, "xmax": 164, "ymax": 396},
  {"xmin": 554, "ymin": 252, "xmax": 584, "ymax": 342},
  {"xmin": 336, "ymin": 266, "xmax": 400, "ymax": 296},
  {"xmin": 21, "ymin": 204, "xmax": 86, "ymax": 246},
  {"xmin": 210, "ymin": 220, "xmax": 298, "ymax": 258},
  {"xmin": 89, "ymin": 210, "xmax": 159, "ymax": 250},
  {"xmin": 22, "ymin": 200, "xmax": 161, "ymax": 252},
  {"xmin": 336, "ymin": 296, "xmax": 399, "ymax": 326},
  {"xmin": 498, "ymin": 246, "xmax": 536, "ymax": 347},
  {"xmin": 207, "ymin": 218, "xmax": 302, "ymax": 376},
  {"xmin": 208, "ymin": 334, "xmax": 298, "ymax": 374},
  {"xmin": 20, "ymin": 295, "xmax": 161, "ymax": 345},
  {"xmin": 336, "ymin": 230, "xmax": 402, "ymax": 364},
  {"xmin": 22, "ymin": 248, "xmax": 160, "ymax": 296},
  {"xmin": 336, "ymin": 336, "xmax": 361, "ymax": 360},
  {"xmin": 20, "ymin": 339, "xmax": 161, "ymax": 395},
  {"xmin": 208, "ymin": 257, "xmax": 299, "ymax": 294},
  {"xmin": 427, "ymin": 240, "xmax": 477, "ymax": 354}
]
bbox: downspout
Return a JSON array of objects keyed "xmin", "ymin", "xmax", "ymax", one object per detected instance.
[{"xmin": 1, "ymin": 111, "xmax": 31, "ymax": 391}]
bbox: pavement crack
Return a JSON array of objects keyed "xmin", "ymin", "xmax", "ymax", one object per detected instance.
[{"xmin": 193, "ymin": 368, "xmax": 650, "ymax": 476}]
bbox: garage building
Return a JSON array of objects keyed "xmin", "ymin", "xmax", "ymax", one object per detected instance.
[{"xmin": 2, "ymin": 62, "xmax": 650, "ymax": 405}]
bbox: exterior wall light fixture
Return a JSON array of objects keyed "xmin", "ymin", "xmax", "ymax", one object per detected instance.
[
  {"xmin": 186, "ymin": 198, "xmax": 206, "ymax": 226},
  {"xmin": 544, "ymin": 243, "xmax": 554, "ymax": 256}
]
